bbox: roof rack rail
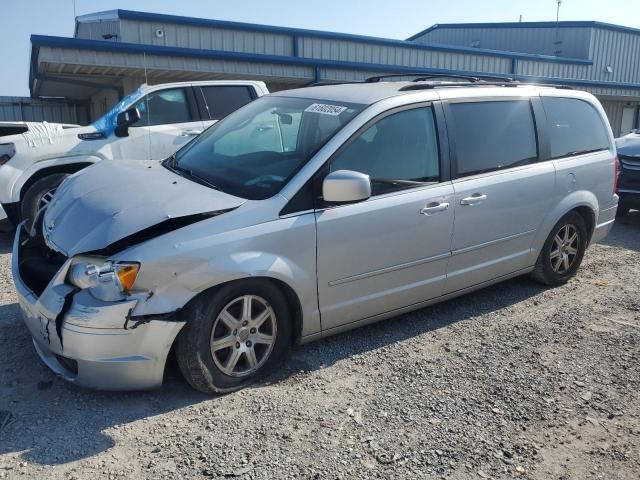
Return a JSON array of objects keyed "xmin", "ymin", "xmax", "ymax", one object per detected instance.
[
  {"xmin": 365, "ymin": 72, "xmax": 515, "ymax": 83},
  {"xmin": 398, "ymin": 81, "xmax": 513, "ymax": 91},
  {"xmin": 304, "ymin": 81, "xmax": 363, "ymax": 87},
  {"xmin": 411, "ymin": 73, "xmax": 515, "ymax": 83},
  {"xmin": 365, "ymin": 73, "xmax": 442, "ymax": 83},
  {"xmin": 398, "ymin": 80, "xmax": 574, "ymax": 91}
]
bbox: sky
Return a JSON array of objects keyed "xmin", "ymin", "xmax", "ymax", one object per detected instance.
[{"xmin": 1, "ymin": 0, "xmax": 639, "ymax": 96}]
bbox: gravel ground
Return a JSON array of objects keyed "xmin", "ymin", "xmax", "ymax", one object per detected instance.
[{"xmin": 0, "ymin": 214, "xmax": 639, "ymax": 480}]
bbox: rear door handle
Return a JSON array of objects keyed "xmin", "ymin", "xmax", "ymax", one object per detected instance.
[
  {"xmin": 181, "ymin": 129, "xmax": 202, "ymax": 137},
  {"xmin": 460, "ymin": 193, "xmax": 487, "ymax": 206},
  {"xmin": 420, "ymin": 202, "xmax": 450, "ymax": 215}
]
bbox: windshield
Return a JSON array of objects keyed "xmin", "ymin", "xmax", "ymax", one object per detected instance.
[
  {"xmin": 91, "ymin": 87, "xmax": 146, "ymax": 136},
  {"xmin": 168, "ymin": 96, "xmax": 364, "ymax": 200}
]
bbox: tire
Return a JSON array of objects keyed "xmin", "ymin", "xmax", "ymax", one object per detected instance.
[
  {"xmin": 20, "ymin": 173, "xmax": 69, "ymax": 228},
  {"xmin": 531, "ymin": 211, "xmax": 588, "ymax": 287},
  {"xmin": 175, "ymin": 279, "xmax": 292, "ymax": 394}
]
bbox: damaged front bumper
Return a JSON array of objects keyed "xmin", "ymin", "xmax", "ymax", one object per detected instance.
[{"xmin": 12, "ymin": 226, "xmax": 185, "ymax": 390}]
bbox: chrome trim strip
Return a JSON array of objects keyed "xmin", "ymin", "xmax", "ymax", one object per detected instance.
[
  {"xmin": 329, "ymin": 230, "xmax": 535, "ymax": 286},
  {"xmin": 617, "ymin": 188, "xmax": 640, "ymax": 194},
  {"xmin": 596, "ymin": 217, "xmax": 616, "ymax": 229},
  {"xmin": 328, "ymin": 252, "xmax": 451, "ymax": 286},
  {"xmin": 451, "ymin": 229, "xmax": 534, "ymax": 256},
  {"xmin": 320, "ymin": 266, "xmax": 534, "ymax": 338}
]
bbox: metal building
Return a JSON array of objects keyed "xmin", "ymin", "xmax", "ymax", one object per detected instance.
[
  {"xmin": 0, "ymin": 96, "xmax": 88, "ymax": 124},
  {"xmin": 27, "ymin": 10, "xmax": 640, "ymax": 135}
]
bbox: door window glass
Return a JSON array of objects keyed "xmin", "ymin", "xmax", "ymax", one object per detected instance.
[
  {"xmin": 541, "ymin": 97, "xmax": 611, "ymax": 158},
  {"xmin": 199, "ymin": 86, "xmax": 255, "ymax": 120},
  {"xmin": 450, "ymin": 101, "xmax": 538, "ymax": 178},
  {"xmin": 132, "ymin": 88, "xmax": 191, "ymax": 126},
  {"xmin": 330, "ymin": 107, "xmax": 440, "ymax": 196}
]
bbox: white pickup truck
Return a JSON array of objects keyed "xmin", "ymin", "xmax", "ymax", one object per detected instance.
[{"xmin": 0, "ymin": 80, "xmax": 269, "ymax": 225}]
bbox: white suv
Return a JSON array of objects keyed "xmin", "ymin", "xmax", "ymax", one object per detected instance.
[{"xmin": 0, "ymin": 80, "xmax": 268, "ymax": 225}]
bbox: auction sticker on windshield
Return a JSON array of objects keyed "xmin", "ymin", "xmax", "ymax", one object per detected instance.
[{"xmin": 304, "ymin": 104, "xmax": 348, "ymax": 116}]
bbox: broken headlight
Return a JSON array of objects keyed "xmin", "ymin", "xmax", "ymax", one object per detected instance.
[{"xmin": 68, "ymin": 260, "xmax": 140, "ymax": 301}]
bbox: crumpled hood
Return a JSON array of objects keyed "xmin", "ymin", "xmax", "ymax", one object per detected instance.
[{"xmin": 43, "ymin": 160, "xmax": 246, "ymax": 256}]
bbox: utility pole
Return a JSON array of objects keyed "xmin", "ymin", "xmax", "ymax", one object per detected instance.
[{"xmin": 554, "ymin": 0, "xmax": 563, "ymax": 56}]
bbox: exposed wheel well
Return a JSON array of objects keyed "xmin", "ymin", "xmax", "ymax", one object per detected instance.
[
  {"xmin": 572, "ymin": 206, "xmax": 596, "ymax": 245},
  {"xmin": 182, "ymin": 276, "xmax": 304, "ymax": 345},
  {"xmin": 19, "ymin": 162, "xmax": 93, "ymax": 202}
]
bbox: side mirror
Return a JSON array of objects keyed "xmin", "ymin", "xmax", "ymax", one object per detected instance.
[
  {"xmin": 114, "ymin": 107, "xmax": 141, "ymax": 137},
  {"xmin": 322, "ymin": 170, "xmax": 371, "ymax": 204}
]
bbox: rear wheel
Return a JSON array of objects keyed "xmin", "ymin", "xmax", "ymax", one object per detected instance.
[
  {"xmin": 176, "ymin": 280, "xmax": 292, "ymax": 394},
  {"xmin": 531, "ymin": 212, "xmax": 587, "ymax": 286},
  {"xmin": 20, "ymin": 173, "xmax": 69, "ymax": 229}
]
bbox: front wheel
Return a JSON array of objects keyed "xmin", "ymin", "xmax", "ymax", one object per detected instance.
[
  {"xmin": 20, "ymin": 173, "xmax": 69, "ymax": 229},
  {"xmin": 176, "ymin": 280, "xmax": 292, "ymax": 394},
  {"xmin": 531, "ymin": 211, "xmax": 588, "ymax": 286}
]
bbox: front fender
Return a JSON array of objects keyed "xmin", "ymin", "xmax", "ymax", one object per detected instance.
[
  {"xmin": 125, "ymin": 213, "xmax": 320, "ymax": 337},
  {"xmin": 8, "ymin": 154, "xmax": 104, "ymax": 203},
  {"xmin": 528, "ymin": 189, "xmax": 599, "ymax": 265}
]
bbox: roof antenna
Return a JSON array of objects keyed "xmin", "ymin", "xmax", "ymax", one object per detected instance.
[
  {"xmin": 519, "ymin": 14, "xmax": 523, "ymax": 23},
  {"xmin": 143, "ymin": 52, "xmax": 152, "ymax": 160},
  {"xmin": 554, "ymin": 0, "xmax": 563, "ymax": 56}
]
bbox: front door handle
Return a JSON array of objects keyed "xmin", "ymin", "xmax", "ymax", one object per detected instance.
[
  {"xmin": 420, "ymin": 202, "xmax": 450, "ymax": 215},
  {"xmin": 460, "ymin": 193, "xmax": 487, "ymax": 206},
  {"xmin": 181, "ymin": 129, "xmax": 202, "ymax": 137}
]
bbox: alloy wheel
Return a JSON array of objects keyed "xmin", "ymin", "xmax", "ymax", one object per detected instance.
[
  {"xmin": 210, "ymin": 295, "xmax": 277, "ymax": 377},
  {"xmin": 550, "ymin": 224, "xmax": 580, "ymax": 274},
  {"xmin": 38, "ymin": 188, "xmax": 57, "ymax": 211}
]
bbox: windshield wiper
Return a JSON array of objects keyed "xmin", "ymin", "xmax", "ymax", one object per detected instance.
[{"xmin": 165, "ymin": 155, "xmax": 220, "ymax": 191}]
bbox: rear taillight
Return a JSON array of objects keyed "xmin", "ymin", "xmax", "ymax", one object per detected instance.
[{"xmin": 614, "ymin": 155, "xmax": 620, "ymax": 193}]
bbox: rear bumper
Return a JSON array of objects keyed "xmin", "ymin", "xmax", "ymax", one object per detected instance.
[
  {"xmin": 591, "ymin": 204, "xmax": 617, "ymax": 244},
  {"xmin": 617, "ymin": 189, "xmax": 640, "ymax": 209},
  {"xmin": 12, "ymin": 226, "xmax": 185, "ymax": 391}
]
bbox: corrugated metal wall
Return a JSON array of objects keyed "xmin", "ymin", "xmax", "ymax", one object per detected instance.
[
  {"xmin": 298, "ymin": 38, "xmax": 512, "ymax": 74},
  {"xmin": 589, "ymin": 28, "xmax": 640, "ymax": 84},
  {"xmin": 413, "ymin": 27, "xmax": 592, "ymax": 58},
  {"xmin": 0, "ymin": 97, "xmax": 89, "ymax": 124},
  {"xmin": 76, "ymin": 20, "xmax": 121, "ymax": 41},
  {"xmin": 119, "ymin": 19, "xmax": 294, "ymax": 56},
  {"xmin": 414, "ymin": 25, "xmax": 640, "ymax": 84},
  {"xmin": 599, "ymin": 99, "xmax": 640, "ymax": 137}
]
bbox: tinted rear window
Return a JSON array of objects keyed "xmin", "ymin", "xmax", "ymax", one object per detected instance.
[
  {"xmin": 450, "ymin": 100, "xmax": 538, "ymax": 177},
  {"xmin": 0, "ymin": 126, "xmax": 28, "ymax": 137},
  {"xmin": 541, "ymin": 97, "xmax": 610, "ymax": 159},
  {"xmin": 199, "ymin": 86, "xmax": 255, "ymax": 120}
]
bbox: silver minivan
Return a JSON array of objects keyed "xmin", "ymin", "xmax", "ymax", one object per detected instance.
[{"xmin": 12, "ymin": 78, "xmax": 618, "ymax": 393}]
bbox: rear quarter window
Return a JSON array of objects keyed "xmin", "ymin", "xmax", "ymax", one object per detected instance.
[
  {"xmin": 450, "ymin": 100, "xmax": 538, "ymax": 178},
  {"xmin": 199, "ymin": 86, "xmax": 255, "ymax": 120},
  {"xmin": 541, "ymin": 97, "xmax": 611, "ymax": 159}
]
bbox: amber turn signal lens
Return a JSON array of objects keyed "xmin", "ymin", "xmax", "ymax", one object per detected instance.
[{"xmin": 116, "ymin": 263, "xmax": 140, "ymax": 291}]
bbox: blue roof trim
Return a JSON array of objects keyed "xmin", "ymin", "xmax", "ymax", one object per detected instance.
[
  {"xmin": 407, "ymin": 20, "xmax": 640, "ymax": 41},
  {"xmin": 30, "ymin": 35, "xmax": 640, "ymax": 97},
  {"xmin": 109, "ymin": 10, "xmax": 591, "ymax": 65}
]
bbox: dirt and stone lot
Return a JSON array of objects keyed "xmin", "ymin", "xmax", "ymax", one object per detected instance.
[{"xmin": 0, "ymin": 214, "xmax": 638, "ymax": 480}]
